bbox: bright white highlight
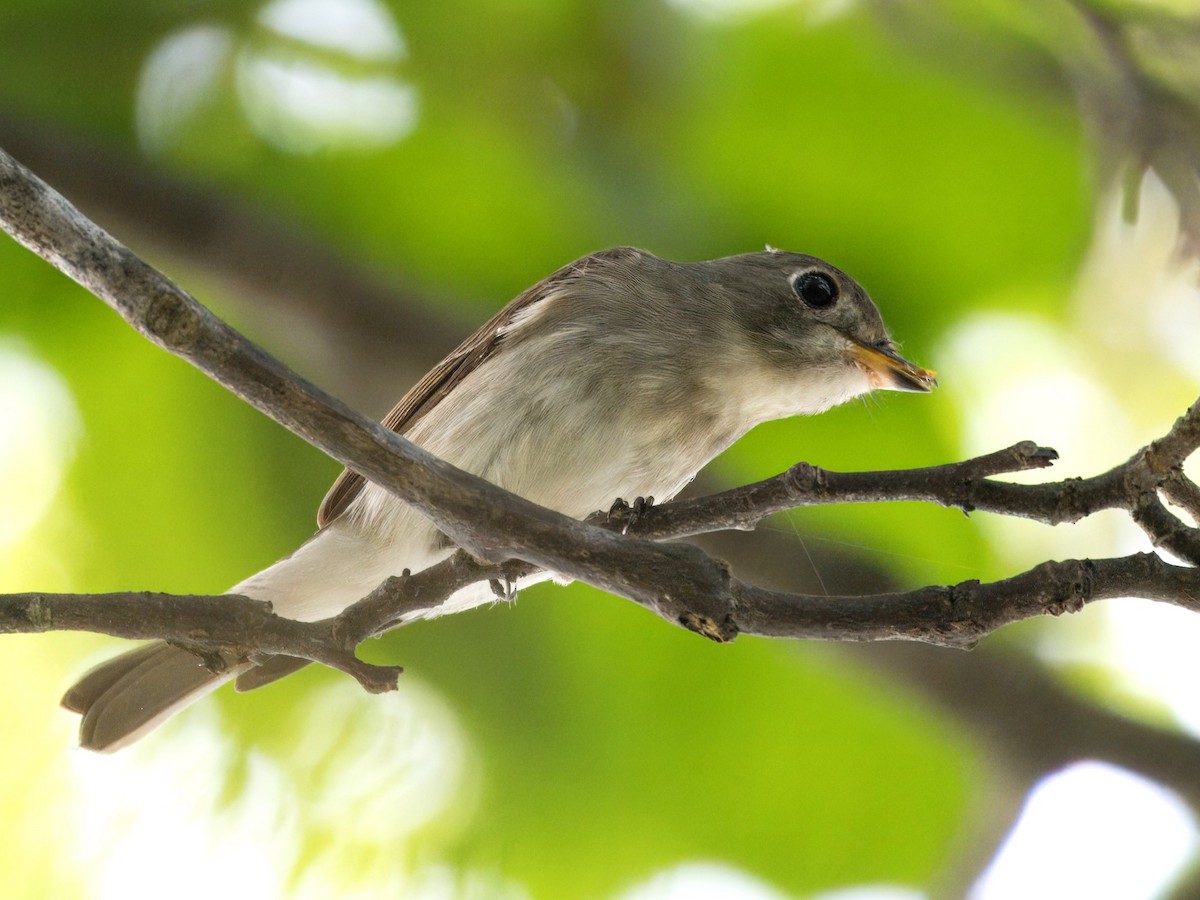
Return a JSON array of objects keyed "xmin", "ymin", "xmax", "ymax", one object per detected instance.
[
  {"xmin": 238, "ymin": 0, "xmax": 417, "ymax": 152},
  {"xmin": 0, "ymin": 342, "xmax": 79, "ymax": 550},
  {"xmin": 136, "ymin": 0, "xmax": 418, "ymax": 156},
  {"xmin": 1075, "ymin": 168, "xmax": 1200, "ymax": 384},
  {"xmin": 813, "ymin": 886, "xmax": 926, "ymax": 900},
  {"xmin": 971, "ymin": 762, "xmax": 1197, "ymax": 900},
  {"xmin": 936, "ymin": 312, "xmax": 1139, "ymax": 567},
  {"xmin": 236, "ymin": 51, "xmax": 418, "ymax": 153},
  {"xmin": 615, "ymin": 861, "xmax": 791, "ymax": 900},
  {"xmin": 68, "ymin": 679, "xmax": 477, "ymax": 899},
  {"xmin": 135, "ymin": 26, "xmax": 235, "ymax": 155},
  {"xmin": 938, "ymin": 313, "xmax": 1132, "ymax": 476},
  {"xmin": 1039, "ymin": 594, "xmax": 1200, "ymax": 740},
  {"xmin": 258, "ymin": 0, "xmax": 407, "ymax": 60}
]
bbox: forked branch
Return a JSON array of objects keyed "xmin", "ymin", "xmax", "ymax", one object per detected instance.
[{"xmin": 1, "ymin": 143, "xmax": 1199, "ymax": 692}]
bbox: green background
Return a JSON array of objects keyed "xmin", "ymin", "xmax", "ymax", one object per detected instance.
[{"xmin": 1, "ymin": 1, "xmax": 1198, "ymax": 898}]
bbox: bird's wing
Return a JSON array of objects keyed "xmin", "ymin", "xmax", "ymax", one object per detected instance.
[{"xmin": 316, "ymin": 247, "xmax": 640, "ymax": 527}]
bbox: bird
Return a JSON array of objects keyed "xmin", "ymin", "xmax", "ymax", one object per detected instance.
[{"xmin": 62, "ymin": 246, "xmax": 936, "ymax": 751}]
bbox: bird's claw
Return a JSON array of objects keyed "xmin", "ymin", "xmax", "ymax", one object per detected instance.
[
  {"xmin": 489, "ymin": 574, "xmax": 517, "ymax": 602},
  {"xmin": 608, "ymin": 495, "xmax": 655, "ymax": 535}
]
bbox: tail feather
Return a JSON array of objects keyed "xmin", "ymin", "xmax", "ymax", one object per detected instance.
[
  {"xmin": 61, "ymin": 519, "xmax": 458, "ymax": 751},
  {"xmin": 234, "ymin": 654, "xmax": 311, "ymax": 692},
  {"xmin": 62, "ymin": 642, "xmax": 248, "ymax": 752},
  {"xmin": 61, "ymin": 641, "xmax": 166, "ymax": 714}
]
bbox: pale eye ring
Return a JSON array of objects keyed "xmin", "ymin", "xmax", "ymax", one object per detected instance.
[{"xmin": 791, "ymin": 271, "xmax": 839, "ymax": 309}]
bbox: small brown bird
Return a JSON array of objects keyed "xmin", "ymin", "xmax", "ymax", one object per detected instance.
[{"xmin": 63, "ymin": 246, "xmax": 936, "ymax": 751}]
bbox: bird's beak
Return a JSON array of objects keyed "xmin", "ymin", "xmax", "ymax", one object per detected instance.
[{"xmin": 849, "ymin": 341, "xmax": 938, "ymax": 393}]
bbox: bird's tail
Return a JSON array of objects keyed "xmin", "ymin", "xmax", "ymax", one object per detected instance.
[
  {"xmin": 61, "ymin": 517, "xmax": 435, "ymax": 752},
  {"xmin": 60, "ymin": 641, "xmax": 248, "ymax": 752}
]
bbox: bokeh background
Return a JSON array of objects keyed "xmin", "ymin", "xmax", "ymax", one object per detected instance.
[{"xmin": 2, "ymin": 1, "xmax": 1200, "ymax": 897}]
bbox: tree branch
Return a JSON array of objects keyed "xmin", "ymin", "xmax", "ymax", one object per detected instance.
[
  {"xmin": 0, "ymin": 589, "xmax": 400, "ymax": 692},
  {"xmin": 0, "ymin": 113, "xmax": 465, "ymax": 413},
  {"xmin": 4, "ymin": 550, "xmax": 1198, "ymax": 698},
  {"xmin": 0, "ymin": 142, "xmax": 738, "ymax": 632},
  {"xmin": 611, "ymin": 441, "xmax": 1061, "ymax": 540},
  {"xmin": 2, "ymin": 141, "xmax": 1200, "ymax": 687},
  {"xmin": 622, "ymin": 403, "xmax": 1200, "ymax": 566}
]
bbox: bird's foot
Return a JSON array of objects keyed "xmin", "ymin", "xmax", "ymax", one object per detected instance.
[
  {"xmin": 489, "ymin": 573, "xmax": 517, "ymax": 602},
  {"xmin": 608, "ymin": 495, "xmax": 655, "ymax": 535}
]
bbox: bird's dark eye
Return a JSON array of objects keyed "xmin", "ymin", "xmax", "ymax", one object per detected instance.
[{"xmin": 792, "ymin": 271, "xmax": 839, "ymax": 309}]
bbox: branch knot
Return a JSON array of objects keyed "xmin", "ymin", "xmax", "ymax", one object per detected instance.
[
  {"xmin": 1044, "ymin": 559, "xmax": 1092, "ymax": 616},
  {"xmin": 785, "ymin": 462, "xmax": 826, "ymax": 497},
  {"xmin": 679, "ymin": 610, "xmax": 738, "ymax": 643},
  {"xmin": 144, "ymin": 289, "xmax": 202, "ymax": 349}
]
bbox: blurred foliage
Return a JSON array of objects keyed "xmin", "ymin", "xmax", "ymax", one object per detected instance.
[{"xmin": 1, "ymin": 0, "xmax": 1198, "ymax": 898}]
